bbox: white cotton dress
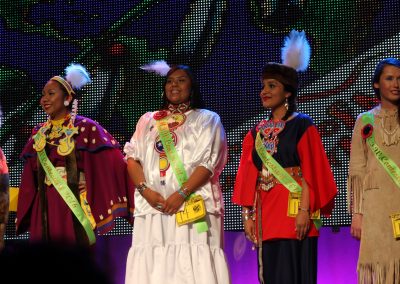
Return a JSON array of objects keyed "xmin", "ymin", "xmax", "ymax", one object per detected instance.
[{"xmin": 124, "ymin": 109, "xmax": 231, "ymax": 284}]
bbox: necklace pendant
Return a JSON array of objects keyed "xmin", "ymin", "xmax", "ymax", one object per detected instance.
[
  {"xmin": 33, "ymin": 123, "xmax": 50, "ymax": 152},
  {"xmin": 57, "ymin": 122, "xmax": 78, "ymax": 156}
]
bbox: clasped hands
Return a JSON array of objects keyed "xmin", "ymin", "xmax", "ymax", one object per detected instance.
[{"xmin": 142, "ymin": 187, "xmax": 186, "ymax": 215}]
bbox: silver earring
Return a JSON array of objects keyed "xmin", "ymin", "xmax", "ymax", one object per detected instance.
[
  {"xmin": 64, "ymin": 100, "xmax": 70, "ymax": 107},
  {"xmin": 284, "ymin": 98, "xmax": 289, "ymax": 110}
]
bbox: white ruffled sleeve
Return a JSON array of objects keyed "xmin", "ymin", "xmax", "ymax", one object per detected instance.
[
  {"xmin": 191, "ymin": 110, "xmax": 227, "ymax": 177},
  {"xmin": 124, "ymin": 112, "xmax": 152, "ymax": 163}
]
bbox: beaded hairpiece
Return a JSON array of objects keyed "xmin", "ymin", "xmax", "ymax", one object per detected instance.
[{"xmin": 50, "ymin": 64, "xmax": 91, "ymax": 123}]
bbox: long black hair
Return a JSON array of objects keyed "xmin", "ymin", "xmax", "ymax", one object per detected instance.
[{"xmin": 160, "ymin": 65, "xmax": 204, "ymax": 110}]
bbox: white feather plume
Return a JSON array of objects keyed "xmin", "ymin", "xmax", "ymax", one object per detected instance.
[
  {"xmin": 65, "ymin": 63, "xmax": 91, "ymax": 90},
  {"xmin": 140, "ymin": 60, "xmax": 171, "ymax": 76},
  {"xmin": 281, "ymin": 30, "xmax": 311, "ymax": 72}
]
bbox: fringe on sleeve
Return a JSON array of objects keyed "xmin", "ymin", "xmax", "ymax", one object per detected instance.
[{"xmin": 347, "ymin": 175, "xmax": 364, "ymax": 214}]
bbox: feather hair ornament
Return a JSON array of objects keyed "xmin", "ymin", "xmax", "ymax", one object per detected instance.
[
  {"xmin": 65, "ymin": 63, "xmax": 91, "ymax": 90},
  {"xmin": 140, "ymin": 60, "xmax": 171, "ymax": 76},
  {"xmin": 281, "ymin": 30, "xmax": 311, "ymax": 72}
]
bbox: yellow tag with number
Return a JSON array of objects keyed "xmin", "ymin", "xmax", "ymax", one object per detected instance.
[
  {"xmin": 287, "ymin": 192, "xmax": 301, "ymax": 217},
  {"xmin": 176, "ymin": 195, "xmax": 206, "ymax": 226},
  {"xmin": 390, "ymin": 213, "xmax": 400, "ymax": 239},
  {"xmin": 287, "ymin": 192, "xmax": 320, "ymax": 220}
]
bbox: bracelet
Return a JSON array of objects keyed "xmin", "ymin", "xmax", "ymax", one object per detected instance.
[
  {"xmin": 177, "ymin": 188, "xmax": 188, "ymax": 199},
  {"xmin": 242, "ymin": 214, "xmax": 252, "ymax": 221},
  {"xmin": 298, "ymin": 207, "xmax": 310, "ymax": 212},
  {"xmin": 242, "ymin": 207, "xmax": 255, "ymax": 221},
  {"xmin": 181, "ymin": 187, "xmax": 191, "ymax": 196},
  {"xmin": 136, "ymin": 182, "xmax": 149, "ymax": 195},
  {"xmin": 241, "ymin": 208, "xmax": 254, "ymax": 214}
]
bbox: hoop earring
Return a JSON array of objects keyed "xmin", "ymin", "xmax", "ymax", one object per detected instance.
[{"xmin": 284, "ymin": 98, "xmax": 289, "ymax": 111}]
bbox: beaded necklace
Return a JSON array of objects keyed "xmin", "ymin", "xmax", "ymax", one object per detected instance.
[
  {"xmin": 257, "ymin": 119, "xmax": 286, "ymax": 154},
  {"xmin": 33, "ymin": 113, "xmax": 78, "ymax": 156}
]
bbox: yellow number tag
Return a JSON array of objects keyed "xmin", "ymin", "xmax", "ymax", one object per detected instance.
[
  {"xmin": 176, "ymin": 195, "xmax": 206, "ymax": 226},
  {"xmin": 390, "ymin": 213, "xmax": 400, "ymax": 239},
  {"xmin": 287, "ymin": 192, "xmax": 301, "ymax": 217},
  {"xmin": 287, "ymin": 192, "xmax": 320, "ymax": 220}
]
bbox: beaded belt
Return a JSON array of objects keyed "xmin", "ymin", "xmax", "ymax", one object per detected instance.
[{"xmin": 257, "ymin": 166, "xmax": 302, "ymax": 191}]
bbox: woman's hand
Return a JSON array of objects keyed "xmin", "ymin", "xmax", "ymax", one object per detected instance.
[
  {"xmin": 243, "ymin": 219, "xmax": 257, "ymax": 244},
  {"xmin": 142, "ymin": 188, "xmax": 166, "ymax": 211},
  {"xmin": 295, "ymin": 210, "xmax": 310, "ymax": 240},
  {"xmin": 163, "ymin": 192, "xmax": 186, "ymax": 215},
  {"xmin": 78, "ymin": 181, "xmax": 86, "ymax": 191},
  {"xmin": 351, "ymin": 213, "xmax": 363, "ymax": 240}
]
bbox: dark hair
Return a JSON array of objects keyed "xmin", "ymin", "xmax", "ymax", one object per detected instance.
[
  {"xmin": 261, "ymin": 63, "xmax": 298, "ymax": 121},
  {"xmin": 373, "ymin": 58, "xmax": 400, "ymax": 122},
  {"xmin": 161, "ymin": 65, "xmax": 204, "ymax": 110},
  {"xmin": 282, "ymin": 85, "xmax": 298, "ymax": 121}
]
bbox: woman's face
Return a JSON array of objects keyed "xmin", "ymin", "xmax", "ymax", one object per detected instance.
[
  {"xmin": 40, "ymin": 81, "xmax": 71, "ymax": 120},
  {"xmin": 374, "ymin": 65, "xmax": 400, "ymax": 107},
  {"xmin": 259, "ymin": 78, "xmax": 291, "ymax": 110},
  {"xmin": 165, "ymin": 69, "xmax": 192, "ymax": 105}
]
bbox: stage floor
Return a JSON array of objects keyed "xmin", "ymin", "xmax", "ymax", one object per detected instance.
[{"xmin": 95, "ymin": 226, "xmax": 359, "ymax": 284}]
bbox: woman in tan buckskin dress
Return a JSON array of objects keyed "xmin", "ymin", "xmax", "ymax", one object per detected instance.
[{"xmin": 348, "ymin": 57, "xmax": 400, "ymax": 284}]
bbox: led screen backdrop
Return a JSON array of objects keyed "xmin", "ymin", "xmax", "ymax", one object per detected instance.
[{"xmin": 1, "ymin": 0, "xmax": 400, "ymax": 238}]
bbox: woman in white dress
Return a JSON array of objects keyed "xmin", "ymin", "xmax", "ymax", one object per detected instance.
[{"xmin": 124, "ymin": 64, "xmax": 231, "ymax": 284}]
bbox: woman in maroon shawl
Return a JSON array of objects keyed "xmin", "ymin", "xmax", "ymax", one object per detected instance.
[{"xmin": 16, "ymin": 64, "xmax": 134, "ymax": 245}]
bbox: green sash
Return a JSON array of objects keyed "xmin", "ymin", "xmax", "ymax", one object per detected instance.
[
  {"xmin": 35, "ymin": 137, "xmax": 96, "ymax": 245},
  {"xmin": 362, "ymin": 113, "xmax": 400, "ymax": 189},
  {"xmin": 255, "ymin": 131, "xmax": 322, "ymax": 229},
  {"xmin": 156, "ymin": 117, "xmax": 208, "ymax": 233}
]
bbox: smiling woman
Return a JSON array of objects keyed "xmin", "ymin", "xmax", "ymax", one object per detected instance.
[
  {"xmin": 165, "ymin": 69, "xmax": 192, "ymax": 105},
  {"xmin": 124, "ymin": 63, "xmax": 231, "ymax": 284},
  {"xmin": 232, "ymin": 31, "xmax": 337, "ymax": 284},
  {"xmin": 16, "ymin": 64, "xmax": 134, "ymax": 246},
  {"xmin": 348, "ymin": 58, "xmax": 400, "ymax": 283},
  {"xmin": 40, "ymin": 81, "xmax": 72, "ymax": 120}
]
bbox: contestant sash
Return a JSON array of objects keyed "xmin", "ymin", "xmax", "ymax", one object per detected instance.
[
  {"xmin": 255, "ymin": 131, "xmax": 322, "ymax": 229},
  {"xmin": 34, "ymin": 137, "xmax": 96, "ymax": 245},
  {"xmin": 362, "ymin": 113, "xmax": 400, "ymax": 189},
  {"xmin": 156, "ymin": 117, "xmax": 208, "ymax": 233}
]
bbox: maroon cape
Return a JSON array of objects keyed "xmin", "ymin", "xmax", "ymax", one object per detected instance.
[{"xmin": 17, "ymin": 116, "xmax": 134, "ymax": 243}]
